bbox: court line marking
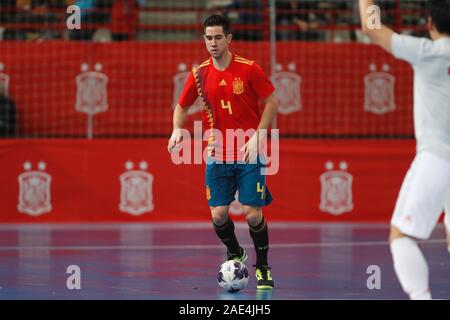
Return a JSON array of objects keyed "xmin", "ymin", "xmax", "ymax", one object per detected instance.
[
  {"xmin": 0, "ymin": 239, "xmax": 445, "ymax": 251},
  {"xmin": 0, "ymin": 222, "xmax": 445, "ymax": 230}
]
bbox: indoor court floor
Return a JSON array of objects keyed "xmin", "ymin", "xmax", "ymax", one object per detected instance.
[{"xmin": 0, "ymin": 222, "xmax": 449, "ymax": 300}]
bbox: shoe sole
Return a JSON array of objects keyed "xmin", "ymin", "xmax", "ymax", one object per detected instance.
[{"xmin": 257, "ymin": 285, "xmax": 274, "ymax": 290}]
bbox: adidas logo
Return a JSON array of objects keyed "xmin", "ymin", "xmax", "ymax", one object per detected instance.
[{"xmin": 219, "ymin": 79, "xmax": 227, "ymax": 86}]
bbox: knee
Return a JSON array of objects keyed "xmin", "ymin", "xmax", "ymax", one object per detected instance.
[
  {"xmin": 210, "ymin": 206, "xmax": 229, "ymax": 225},
  {"xmin": 389, "ymin": 225, "xmax": 407, "ymax": 243},
  {"xmin": 243, "ymin": 206, "xmax": 262, "ymax": 226}
]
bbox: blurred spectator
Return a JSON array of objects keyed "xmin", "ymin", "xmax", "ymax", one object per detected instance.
[
  {"xmin": 1, "ymin": 0, "xmax": 59, "ymax": 40},
  {"xmin": 350, "ymin": 0, "xmax": 371, "ymax": 43},
  {"xmin": 407, "ymin": 1, "xmax": 429, "ymax": 38},
  {"xmin": 68, "ymin": 0, "xmax": 96, "ymax": 40},
  {"xmin": 205, "ymin": 0, "xmax": 235, "ymax": 31},
  {"xmin": 92, "ymin": 28, "xmax": 112, "ymax": 42},
  {"xmin": 0, "ymin": 0, "xmax": 17, "ymax": 9},
  {"xmin": 27, "ymin": 0, "xmax": 60, "ymax": 40},
  {"xmin": 276, "ymin": 0, "xmax": 326, "ymax": 41},
  {"xmin": 92, "ymin": 1, "xmax": 114, "ymax": 43},
  {"xmin": 226, "ymin": 0, "xmax": 262, "ymax": 41},
  {"xmin": 16, "ymin": 0, "xmax": 32, "ymax": 11},
  {"xmin": 276, "ymin": 0, "xmax": 295, "ymax": 40},
  {"xmin": 75, "ymin": 0, "xmax": 95, "ymax": 19},
  {"xmin": 411, "ymin": 16, "xmax": 429, "ymax": 38},
  {"xmin": 93, "ymin": 0, "xmax": 113, "ymax": 23},
  {"xmin": 110, "ymin": 0, "xmax": 139, "ymax": 41},
  {"xmin": 206, "ymin": 0, "xmax": 233, "ymax": 14},
  {"xmin": 0, "ymin": 1, "xmax": 26, "ymax": 40}
]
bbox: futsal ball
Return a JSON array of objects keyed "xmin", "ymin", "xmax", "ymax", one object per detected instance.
[{"xmin": 217, "ymin": 260, "xmax": 249, "ymax": 292}]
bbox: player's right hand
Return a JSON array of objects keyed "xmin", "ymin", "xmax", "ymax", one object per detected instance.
[{"xmin": 167, "ymin": 128, "xmax": 183, "ymax": 153}]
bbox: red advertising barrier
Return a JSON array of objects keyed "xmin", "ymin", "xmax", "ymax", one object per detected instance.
[
  {"xmin": 0, "ymin": 139, "xmax": 415, "ymax": 222},
  {"xmin": 0, "ymin": 41, "xmax": 413, "ymax": 137}
]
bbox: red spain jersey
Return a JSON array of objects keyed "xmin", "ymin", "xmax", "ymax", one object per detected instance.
[{"xmin": 178, "ymin": 54, "xmax": 275, "ymax": 161}]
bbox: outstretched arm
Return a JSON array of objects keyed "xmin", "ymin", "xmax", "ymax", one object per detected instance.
[{"xmin": 359, "ymin": 0, "xmax": 395, "ymax": 54}]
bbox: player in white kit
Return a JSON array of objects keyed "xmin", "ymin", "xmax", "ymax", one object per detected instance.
[{"xmin": 359, "ymin": 0, "xmax": 450, "ymax": 299}]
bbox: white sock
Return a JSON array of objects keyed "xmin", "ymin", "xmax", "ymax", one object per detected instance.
[
  {"xmin": 448, "ymin": 246, "xmax": 450, "ymax": 254},
  {"xmin": 390, "ymin": 237, "xmax": 432, "ymax": 300}
]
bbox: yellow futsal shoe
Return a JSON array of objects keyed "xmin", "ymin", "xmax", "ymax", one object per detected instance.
[
  {"xmin": 255, "ymin": 265, "xmax": 274, "ymax": 290},
  {"xmin": 227, "ymin": 247, "xmax": 247, "ymax": 263}
]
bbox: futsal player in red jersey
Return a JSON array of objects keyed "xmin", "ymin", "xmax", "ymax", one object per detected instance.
[{"xmin": 168, "ymin": 14, "xmax": 278, "ymax": 290}]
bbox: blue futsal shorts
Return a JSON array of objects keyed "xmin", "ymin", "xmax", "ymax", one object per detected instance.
[{"xmin": 205, "ymin": 158, "xmax": 273, "ymax": 207}]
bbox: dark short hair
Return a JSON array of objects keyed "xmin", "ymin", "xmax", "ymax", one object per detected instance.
[
  {"xmin": 427, "ymin": 0, "xmax": 450, "ymax": 34},
  {"xmin": 203, "ymin": 14, "xmax": 231, "ymax": 35}
]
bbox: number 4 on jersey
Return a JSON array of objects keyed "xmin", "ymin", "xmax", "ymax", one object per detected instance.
[{"xmin": 221, "ymin": 99, "xmax": 233, "ymax": 115}]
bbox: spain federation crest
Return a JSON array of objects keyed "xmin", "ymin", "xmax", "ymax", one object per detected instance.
[
  {"xmin": 364, "ymin": 63, "xmax": 396, "ymax": 115},
  {"xmin": 75, "ymin": 63, "xmax": 109, "ymax": 115},
  {"xmin": 119, "ymin": 161, "xmax": 154, "ymax": 216},
  {"xmin": 0, "ymin": 62, "xmax": 10, "ymax": 97},
  {"xmin": 319, "ymin": 161, "xmax": 354, "ymax": 216},
  {"xmin": 232, "ymin": 78, "xmax": 244, "ymax": 95},
  {"xmin": 173, "ymin": 63, "xmax": 203, "ymax": 115},
  {"xmin": 17, "ymin": 161, "xmax": 52, "ymax": 217},
  {"xmin": 229, "ymin": 191, "xmax": 244, "ymax": 216},
  {"xmin": 271, "ymin": 63, "xmax": 302, "ymax": 115}
]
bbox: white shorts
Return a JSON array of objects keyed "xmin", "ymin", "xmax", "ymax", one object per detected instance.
[{"xmin": 391, "ymin": 151, "xmax": 450, "ymax": 239}]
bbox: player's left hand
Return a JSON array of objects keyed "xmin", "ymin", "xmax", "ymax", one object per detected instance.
[{"xmin": 240, "ymin": 131, "xmax": 260, "ymax": 164}]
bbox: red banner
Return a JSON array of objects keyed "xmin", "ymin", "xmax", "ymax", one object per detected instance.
[
  {"xmin": 0, "ymin": 41, "xmax": 413, "ymax": 137},
  {"xmin": 0, "ymin": 139, "xmax": 415, "ymax": 222}
]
